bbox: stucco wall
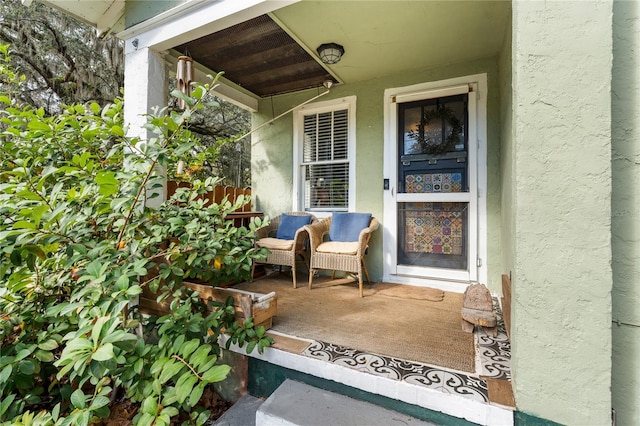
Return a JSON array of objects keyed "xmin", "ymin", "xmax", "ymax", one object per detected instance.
[
  {"xmin": 512, "ymin": 1, "xmax": 612, "ymax": 424},
  {"xmin": 611, "ymin": 1, "xmax": 640, "ymax": 424},
  {"xmin": 252, "ymin": 57, "xmax": 503, "ymax": 289}
]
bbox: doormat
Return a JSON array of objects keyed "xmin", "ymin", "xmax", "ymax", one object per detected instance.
[{"xmin": 374, "ymin": 283, "xmax": 445, "ymax": 301}]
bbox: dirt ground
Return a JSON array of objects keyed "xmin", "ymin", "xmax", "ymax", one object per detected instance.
[{"xmin": 101, "ymin": 388, "xmax": 233, "ymax": 425}]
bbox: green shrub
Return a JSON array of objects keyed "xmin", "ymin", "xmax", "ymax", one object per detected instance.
[{"xmin": 0, "ymin": 43, "xmax": 271, "ymax": 425}]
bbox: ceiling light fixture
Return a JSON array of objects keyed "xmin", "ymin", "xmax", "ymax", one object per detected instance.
[{"xmin": 316, "ymin": 43, "xmax": 345, "ymax": 64}]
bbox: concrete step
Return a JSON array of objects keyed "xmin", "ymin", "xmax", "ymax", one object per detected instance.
[
  {"xmin": 212, "ymin": 394, "xmax": 264, "ymax": 426},
  {"xmin": 256, "ymin": 379, "xmax": 436, "ymax": 426}
]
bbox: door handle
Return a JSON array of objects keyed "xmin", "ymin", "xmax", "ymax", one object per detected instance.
[{"xmin": 391, "ymin": 186, "xmax": 394, "ymax": 197}]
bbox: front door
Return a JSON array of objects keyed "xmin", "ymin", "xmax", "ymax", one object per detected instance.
[{"xmin": 383, "ymin": 76, "xmax": 487, "ymax": 288}]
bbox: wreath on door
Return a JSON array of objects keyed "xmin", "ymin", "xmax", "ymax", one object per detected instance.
[{"xmin": 408, "ymin": 105, "xmax": 463, "ymax": 155}]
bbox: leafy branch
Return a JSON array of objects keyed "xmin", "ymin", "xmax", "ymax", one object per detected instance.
[
  {"xmin": 115, "ymin": 75, "xmax": 222, "ymax": 248},
  {"xmin": 0, "ymin": 46, "xmax": 268, "ymax": 425}
]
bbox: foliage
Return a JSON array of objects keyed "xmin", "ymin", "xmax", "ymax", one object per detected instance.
[
  {"xmin": 224, "ymin": 316, "xmax": 272, "ymax": 356},
  {"xmin": 167, "ymin": 88, "xmax": 251, "ymax": 187},
  {"xmin": 169, "ymin": 136, "xmax": 251, "ymax": 188},
  {"xmin": 0, "ymin": 45, "xmax": 272, "ymax": 425},
  {"xmin": 0, "ymin": 0, "xmax": 124, "ymax": 113},
  {"xmin": 0, "ymin": 0, "xmax": 251, "ymax": 187}
]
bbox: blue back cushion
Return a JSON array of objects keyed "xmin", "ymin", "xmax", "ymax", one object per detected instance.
[
  {"xmin": 276, "ymin": 214, "xmax": 312, "ymax": 240},
  {"xmin": 329, "ymin": 212, "xmax": 372, "ymax": 242}
]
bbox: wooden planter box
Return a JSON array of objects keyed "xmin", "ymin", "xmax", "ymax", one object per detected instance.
[{"xmin": 138, "ymin": 282, "xmax": 277, "ymax": 330}]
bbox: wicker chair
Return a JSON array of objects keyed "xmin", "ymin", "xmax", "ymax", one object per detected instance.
[
  {"xmin": 305, "ymin": 214, "xmax": 379, "ymax": 297},
  {"xmin": 251, "ymin": 212, "xmax": 317, "ymax": 288}
]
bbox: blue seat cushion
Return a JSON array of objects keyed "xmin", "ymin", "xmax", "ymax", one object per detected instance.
[
  {"xmin": 329, "ymin": 212, "xmax": 372, "ymax": 242},
  {"xmin": 276, "ymin": 214, "xmax": 312, "ymax": 240}
]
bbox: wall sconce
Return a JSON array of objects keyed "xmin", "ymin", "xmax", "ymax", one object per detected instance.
[
  {"xmin": 316, "ymin": 43, "xmax": 345, "ymax": 64},
  {"xmin": 176, "ymin": 55, "xmax": 194, "ymax": 110}
]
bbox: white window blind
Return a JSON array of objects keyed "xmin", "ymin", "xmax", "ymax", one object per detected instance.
[{"xmin": 301, "ymin": 109, "xmax": 349, "ymax": 211}]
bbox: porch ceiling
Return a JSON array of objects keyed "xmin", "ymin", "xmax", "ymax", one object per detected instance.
[
  {"xmin": 172, "ymin": 14, "xmax": 337, "ymax": 98},
  {"xmin": 170, "ymin": 1, "xmax": 511, "ymax": 98},
  {"xmin": 40, "ymin": 0, "xmax": 511, "ymax": 99},
  {"xmin": 269, "ymin": 1, "xmax": 511, "ymax": 89}
]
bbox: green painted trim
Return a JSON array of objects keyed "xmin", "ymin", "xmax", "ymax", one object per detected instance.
[
  {"xmin": 514, "ymin": 411, "xmax": 564, "ymax": 426},
  {"xmin": 248, "ymin": 358, "xmax": 481, "ymax": 426},
  {"xmin": 125, "ymin": 0, "xmax": 185, "ymax": 28}
]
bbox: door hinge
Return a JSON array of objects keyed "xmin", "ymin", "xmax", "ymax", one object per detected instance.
[{"xmin": 477, "ymin": 258, "xmax": 482, "ymax": 267}]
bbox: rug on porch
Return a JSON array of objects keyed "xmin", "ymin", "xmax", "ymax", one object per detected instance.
[
  {"xmin": 374, "ymin": 282, "xmax": 445, "ymax": 301},
  {"xmin": 234, "ymin": 274, "xmax": 475, "ymax": 373}
]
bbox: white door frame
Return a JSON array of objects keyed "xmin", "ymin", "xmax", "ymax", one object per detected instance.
[{"xmin": 382, "ymin": 74, "xmax": 488, "ymax": 293}]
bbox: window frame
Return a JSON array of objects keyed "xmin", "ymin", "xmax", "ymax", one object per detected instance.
[{"xmin": 292, "ymin": 96, "xmax": 356, "ymax": 217}]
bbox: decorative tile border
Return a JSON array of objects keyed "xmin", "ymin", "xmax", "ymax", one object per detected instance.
[
  {"xmin": 478, "ymin": 298, "xmax": 512, "ymax": 381},
  {"xmin": 301, "ymin": 296, "xmax": 512, "ymax": 404},
  {"xmin": 303, "ymin": 341, "xmax": 489, "ymax": 403}
]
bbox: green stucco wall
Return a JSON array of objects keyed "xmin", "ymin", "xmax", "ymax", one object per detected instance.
[
  {"xmin": 611, "ymin": 0, "xmax": 640, "ymax": 424},
  {"xmin": 512, "ymin": 1, "xmax": 612, "ymax": 424},
  {"xmin": 252, "ymin": 58, "xmax": 503, "ymax": 289}
]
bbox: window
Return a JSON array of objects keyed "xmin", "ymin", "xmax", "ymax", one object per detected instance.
[
  {"xmin": 396, "ymin": 94, "xmax": 469, "ymax": 271},
  {"xmin": 293, "ymin": 96, "xmax": 355, "ymax": 213}
]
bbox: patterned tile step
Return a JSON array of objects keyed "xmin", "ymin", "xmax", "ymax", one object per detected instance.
[
  {"xmin": 304, "ymin": 341, "xmax": 489, "ymax": 403},
  {"xmin": 478, "ymin": 298, "xmax": 511, "ymax": 381},
  {"xmin": 301, "ymin": 295, "xmax": 511, "ymax": 404}
]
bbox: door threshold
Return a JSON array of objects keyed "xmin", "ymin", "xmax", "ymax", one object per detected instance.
[{"xmin": 383, "ymin": 274, "xmax": 470, "ymax": 293}]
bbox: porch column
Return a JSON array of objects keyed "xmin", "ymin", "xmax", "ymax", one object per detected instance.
[
  {"xmin": 611, "ymin": 1, "xmax": 640, "ymax": 425},
  {"xmin": 512, "ymin": 1, "xmax": 612, "ymax": 425},
  {"xmin": 123, "ymin": 42, "xmax": 168, "ymax": 208}
]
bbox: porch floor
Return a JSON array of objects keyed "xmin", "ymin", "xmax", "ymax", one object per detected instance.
[{"xmin": 228, "ymin": 271, "xmax": 514, "ymax": 424}]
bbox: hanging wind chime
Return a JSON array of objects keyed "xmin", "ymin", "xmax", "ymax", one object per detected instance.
[{"xmin": 176, "ymin": 55, "xmax": 194, "ymax": 110}]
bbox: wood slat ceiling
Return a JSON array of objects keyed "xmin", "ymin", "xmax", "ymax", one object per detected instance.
[{"xmin": 174, "ymin": 15, "xmax": 336, "ymax": 98}]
